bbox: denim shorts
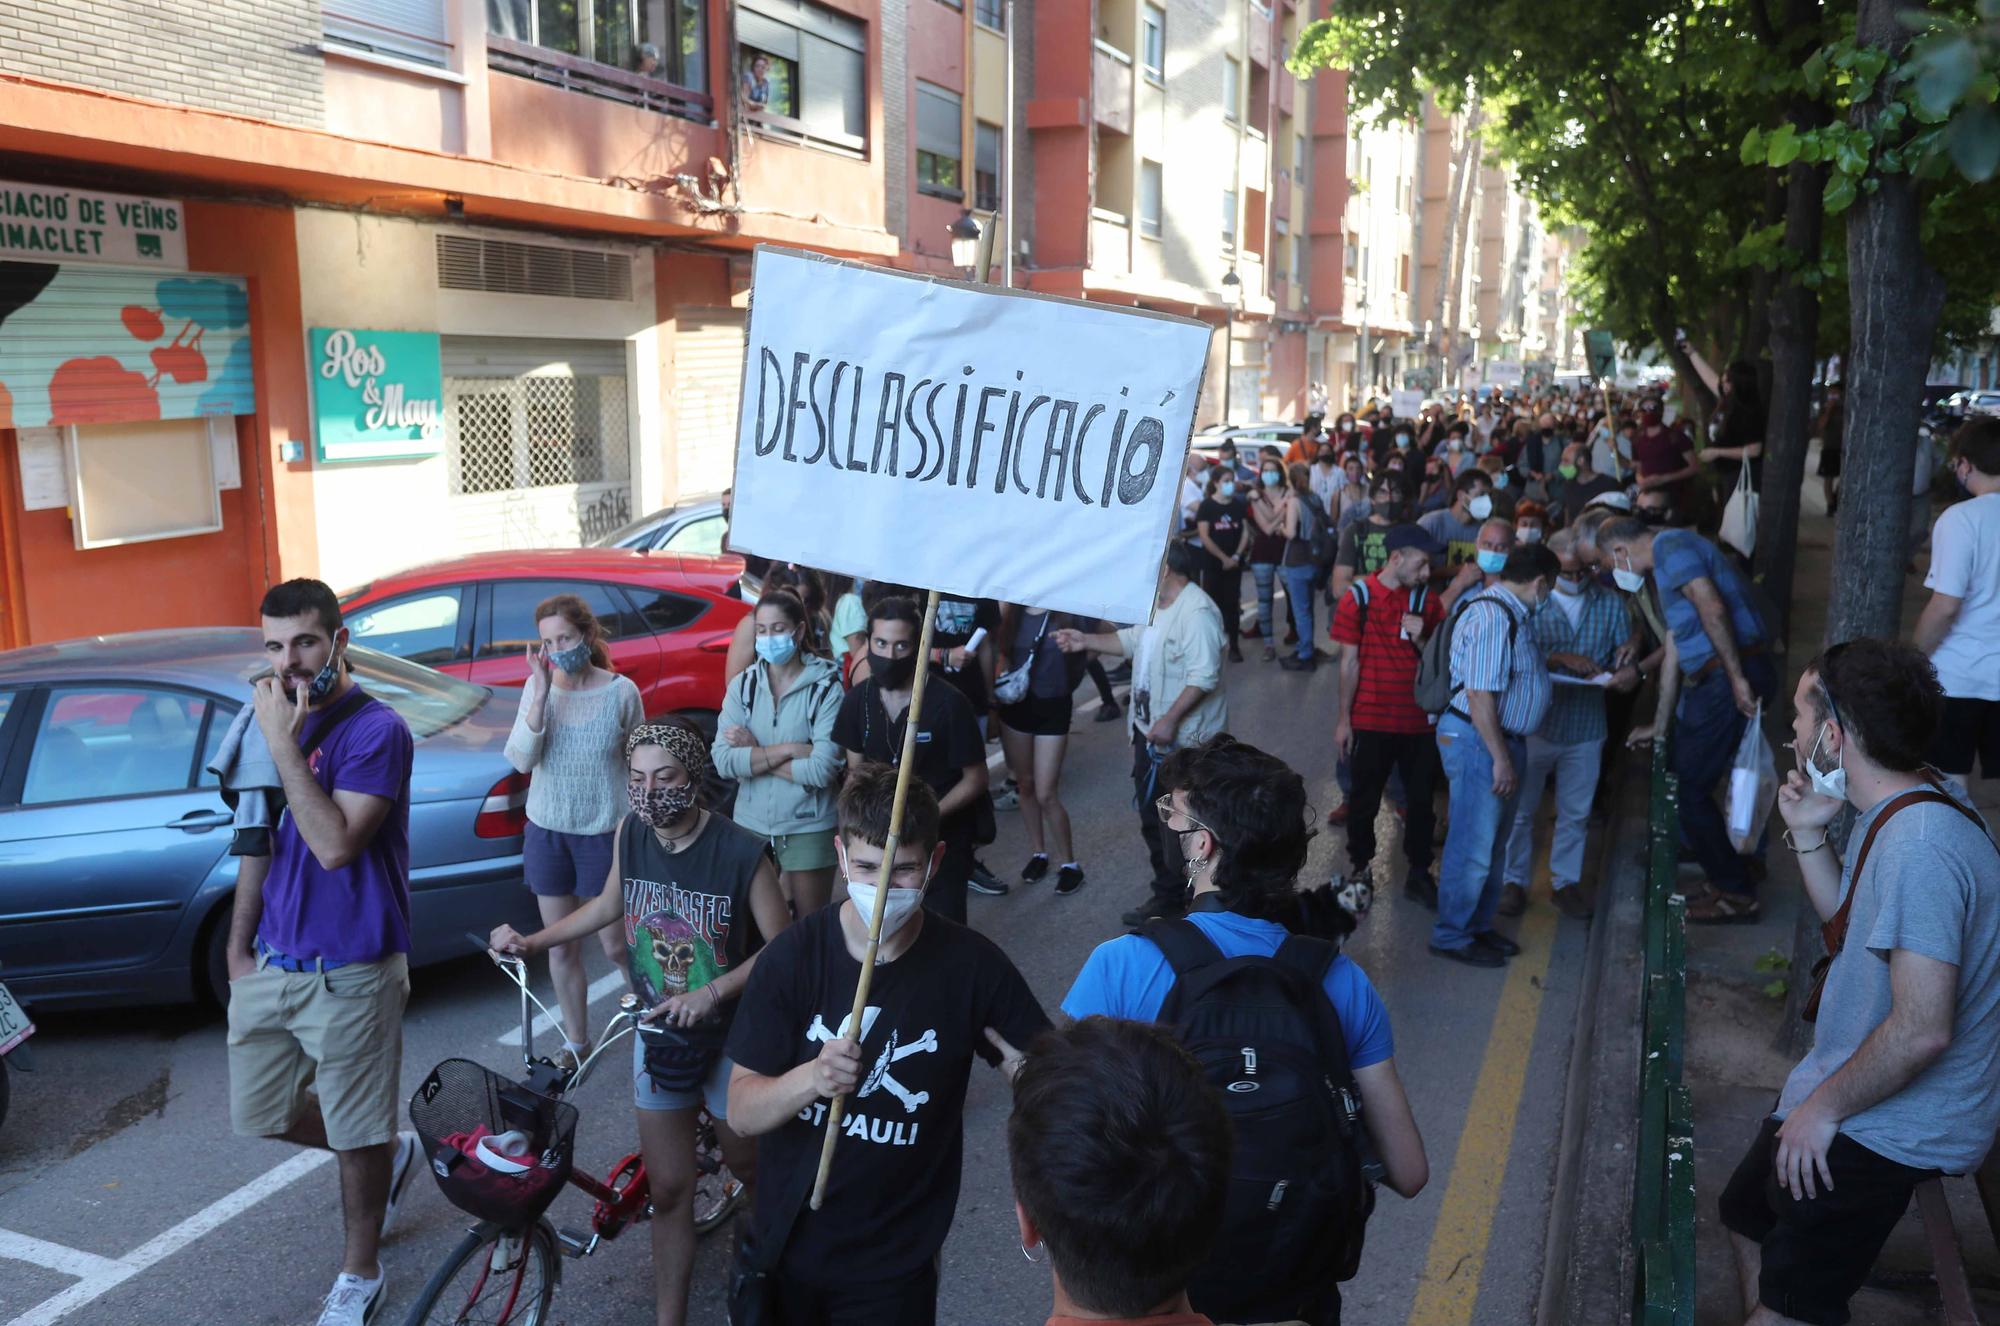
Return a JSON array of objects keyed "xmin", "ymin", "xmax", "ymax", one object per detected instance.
[
  {"xmin": 632, "ymin": 1035, "xmax": 734, "ymax": 1117},
  {"xmin": 524, "ymin": 824, "xmax": 615, "ymax": 898}
]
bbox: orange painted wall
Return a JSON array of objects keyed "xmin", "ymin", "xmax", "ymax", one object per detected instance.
[
  {"xmin": 1, "ymin": 200, "xmax": 308, "ymax": 645},
  {"xmin": 1028, "ymin": 0, "xmax": 1092, "ymax": 271}
]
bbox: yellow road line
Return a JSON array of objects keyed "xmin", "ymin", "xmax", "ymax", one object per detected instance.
[{"xmin": 1405, "ymin": 888, "xmax": 1560, "ymax": 1324}]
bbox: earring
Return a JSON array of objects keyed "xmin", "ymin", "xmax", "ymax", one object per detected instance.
[{"xmin": 1021, "ymin": 1242, "xmax": 1046, "ymax": 1265}]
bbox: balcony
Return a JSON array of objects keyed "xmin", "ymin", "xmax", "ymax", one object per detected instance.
[
  {"xmin": 485, "ymin": 35, "xmax": 713, "ymax": 122},
  {"xmin": 1249, "ymin": 13, "xmax": 1272, "ymax": 68},
  {"xmin": 1093, "ymin": 41, "xmax": 1134, "ymax": 135},
  {"xmin": 1091, "ymin": 207, "xmax": 1132, "ymax": 275}
]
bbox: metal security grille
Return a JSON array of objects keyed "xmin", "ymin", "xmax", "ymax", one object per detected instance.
[
  {"xmin": 446, "ymin": 374, "xmax": 631, "ymax": 496},
  {"xmin": 436, "ymin": 234, "xmax": 634, "ymax": 301}
]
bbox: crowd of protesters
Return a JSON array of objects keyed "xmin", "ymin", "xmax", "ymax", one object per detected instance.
[{"xmin": 223, "ymin": 375, "xmax": 2000, "ymax": 1326}]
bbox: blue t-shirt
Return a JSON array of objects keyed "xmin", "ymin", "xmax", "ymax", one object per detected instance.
[
  {"xmin": 1061, "ymin": 910, "xmax": 1395, "ymax": 1070},
  {"xmin": 1650, "ymin": 528, "xmax": 1764, "ymax": 675}
]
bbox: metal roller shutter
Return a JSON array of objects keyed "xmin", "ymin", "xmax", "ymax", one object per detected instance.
[
  {"xmin": 672, "ymin": 311, "xmax": 746, "ymax": 500},
  {"xmin": 323, "ymin": 0, "xmax": 450, "ymax": 66}
]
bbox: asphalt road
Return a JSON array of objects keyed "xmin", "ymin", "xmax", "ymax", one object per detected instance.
[{"xmin": 0, "ymin": 643, "xmax": 1595, "ymax": 1326}]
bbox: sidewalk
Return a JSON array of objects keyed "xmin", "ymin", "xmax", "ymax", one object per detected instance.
[{"xmin": 1685, "ymin": 477, "xmax": 2000, "ymax": 1323}]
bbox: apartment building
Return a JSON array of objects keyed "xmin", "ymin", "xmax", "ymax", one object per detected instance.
[{"xmin": 0, "ymin": 0, "xmax": 901, "ymax": 647}]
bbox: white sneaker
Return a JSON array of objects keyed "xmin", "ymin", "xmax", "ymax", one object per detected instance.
[
  {"xmin": 380, "ymin": 1132, "xmax": 419, "ymax": 1237},
  {"xmin": 315, "ymin": 1270, "xmax": 385, "ymax": 1326}
]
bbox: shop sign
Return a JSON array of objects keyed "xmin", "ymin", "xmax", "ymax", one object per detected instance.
[
  {"xmin": 0, "ymin": 180, "xmax": 188, "ymax": 269},
  {"xmin": 311, "ymin": 328, "xmax": 446, "ymax": 462}
]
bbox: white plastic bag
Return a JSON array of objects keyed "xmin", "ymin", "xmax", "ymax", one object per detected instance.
[
  {"xmin": 1727, "ymin": 701, "xmax": 1778, "ymax": 853},
  {"xmin": 1719, "ymin": 463, "xmax": 1759, "ymax": 558}
]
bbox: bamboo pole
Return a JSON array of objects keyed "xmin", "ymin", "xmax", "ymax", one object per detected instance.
[{"xmin": 809, "ymin": 586, "xmax": 944, "ymax": 1210}]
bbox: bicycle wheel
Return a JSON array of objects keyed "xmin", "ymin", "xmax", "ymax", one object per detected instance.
[{"xmin": 402, "ymin": 1221, "xmax": 559, "ymax": 1326}]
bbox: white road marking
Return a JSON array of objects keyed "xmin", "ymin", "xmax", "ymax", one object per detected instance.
[
  {"xmin": 1, "ymin": 1149, "xmax": 333, "ymax": 1326},
  {"xmin": 491, "ymin": 968, "xmax": 626, "ymax": 1046}
]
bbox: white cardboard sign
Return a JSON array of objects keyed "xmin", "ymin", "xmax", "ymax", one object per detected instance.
[
  {"xmin": 727, "ymin": 248, "xmax": 1213, "ymax": 624},
  {"xmin": 1390, "ymin": 388, "xmax": 1424, "ymax": 418},
  {"xmin": 1484, "ymin": 359, "xmax": 1525, "ymax": 388}
]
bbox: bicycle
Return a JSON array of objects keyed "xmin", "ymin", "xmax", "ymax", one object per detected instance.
[{"xmin": 400, "ymin": 936, "xmax": 745, "ymax": 1325}]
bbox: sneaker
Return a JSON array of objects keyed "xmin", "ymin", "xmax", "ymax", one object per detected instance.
[
  {"xmin": 1262, "ymin": 645, "xmax": 1278, "ymax": 662},
  {"xmin": 967, "ymin": 862, "xmax": 1010, "ymax": 897},
  {"xmin": 1094, "ymin": 701, "xmax": 1122, "ymax": 722},
  {"xmin": 1552, "ymin": 886, "xmax": 1596, "ymax": 921},
  {"xmin": 1497, "ymin": 883, "xmax": 1528, "ymax": 918},
  {"xmin": 1403, "ymin": 871, "xmax": 1439, "ymax": 909},
  {"xmin": 1021, "ymin": 854, "xmax": 1050, "ymax": 883},
  {"xmin": 1473, "ymin": 930, "xmax": 1522, "ymax": 957},
  {"xmin": 1326, "ymin": 803, "xmax": 1350, "ymax": 827},
  {"xmin": 380, "ymin": 1132, "xmax": 420, "ymax": 1237},
  {"xmin": 1278, "ymin": 655, "xmax": 1315, "ymax": 672},
  {"xmin": 992, "ymin": 785, "xmax": 1021, "ymax": 811},
  {"xmin": 1055, "ymin": 864, "xmax": 1086, "ymax": 896},
  {"xmin": 316, "ymin": 1270, "xmax": 386, "ymax": 1326},
  {"xmin": 1429, "ymin": 942, "xmax": 1505, "ymax": 969},
  {"xmin": 1121, "ymin": 894, "xmax": 1184, "ymax": 928}
]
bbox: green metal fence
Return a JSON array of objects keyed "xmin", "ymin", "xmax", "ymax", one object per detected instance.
[{"xmin": 1634, "ymin": 732, "xmax": 1696, "ymax": 1325}]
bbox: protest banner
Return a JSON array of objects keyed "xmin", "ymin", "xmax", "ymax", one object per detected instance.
[
  {"xmin": 1484, "ymin": 359, "xmax": 1525, "ymax": 388},
  {"xmin": 727, "ymin": 247, "xmax": 1213, "ymax": 626},
  {"xmin": 1390, "ymin": 388, "xmax": 1424, "ymax": 418},
  {"xmin": 724, "ymin": 245, "xmax": 1210, "ymax": 1208}
]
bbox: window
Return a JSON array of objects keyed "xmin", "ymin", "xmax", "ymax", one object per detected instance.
[
  {"xmin": 487, "ymin": 0, "xmax": 708, "ymax": 90},
  {"xmin": 1139, "ymin": 160, "xmax": 1163, "ymax": 238},
  {"xmin": 1141, "ymin": 4, "xmax": 1165, "ymax": 78},
  {"xmin": 1294, "ymin": 126, "xmax": 1306, "ymax": 179},
  {"xmin": 660, "ymin": 512, "xmax": 728, "ymax": 555},
  {"xmin": 197, "ymin": 702, "xmax": 237, "ymax": 789},
  {"xmin": 1344, "ymin": 230, "xmax": 1360, "ymax": 277},
  {"xmin": 447, "ymin": 369, "xmax": 632, "ymax": 497},
  {"xmin": 0, "ymin": 692, "xmax": 12, "ymax": 729},
  {"xmin": 624, "ymin": 586, "xmax": 709, "ymax": 633},
  {"xmin": 1290, "ymin": 234, "xmax": 1302, "ymax": 286},
  {"xmin": 975, "ymin": 121, "xmax": 1003, "ymax": 212},
  {"xmin": 1400, "ymin": 253, "xmax": 1411, "ymax": 293},
  {"xmin": 327, "ymin": 0, "xmax": 449, "ymax": 67},
  {"xmin": 738, "ymin": 0, "xmax": 868, "ymax": 147},
  {"xmin": 917, "ymin": 81, "xmax": 964, "ymax": 198},
  {"xmin": 1223, "ymin": 56, "xmax": 1241, "ymax": 122},
  {"xmin": 481, "ymin": 581, "xmax": 630, "ymax": 660},
  {"xmin": 1223, "ymin": 188, "xmax": 1237, "ymax": 249},
  {"xmin": 347, "ymin": 588, "xmax": 467, "ymax": 669},
  {"xmin": 975, "ymin": 0, "xmax": 1005, "ymax": 28},
  {"xmin": 24, "ymin": 688, "xmax": 206, "ymax": 805}
]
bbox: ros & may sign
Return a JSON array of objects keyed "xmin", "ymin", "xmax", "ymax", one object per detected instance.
[{"xmin": 311, "ymin": 328, "xmax": 445, "ymax": 462}]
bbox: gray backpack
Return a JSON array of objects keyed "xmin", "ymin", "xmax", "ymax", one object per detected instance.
[{"xmin": 1413, "ymin": 597, "xmax": 1517, "ymax": 716}]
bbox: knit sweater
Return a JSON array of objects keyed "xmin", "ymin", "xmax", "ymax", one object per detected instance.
[{"xmin": 504, "ymin": 672, "xmax": 646, "ymax": 836}]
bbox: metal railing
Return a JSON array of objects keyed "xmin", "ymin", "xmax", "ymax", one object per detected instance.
[{"xmin": 1634, "ymin": 730, "xmax": 1695, "ymax": 1325}]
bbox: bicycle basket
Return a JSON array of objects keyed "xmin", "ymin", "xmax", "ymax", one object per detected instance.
[{"xmin": 409, "ymin": 1058, "xmax": 578, "ymax": 1226}]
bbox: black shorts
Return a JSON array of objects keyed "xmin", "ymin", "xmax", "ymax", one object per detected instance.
[
  {"xmin": 997, "ymin": 693, "xmax": 1072, "ymax": 737},
  {"xmin": 1929, "ymin": 696, "xmax": 2000, "ymax": 778},
  {"xmin": 1718, "ymin": 1115, "xmax": 1937, "ymax": 1326}
]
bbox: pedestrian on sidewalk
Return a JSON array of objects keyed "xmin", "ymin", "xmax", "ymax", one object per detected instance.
[
  {"xmin": 996, "ymin": 604, "xmax": 1094, "ymax": 896},
  {"xmin": 1010, "ymin": 1018, "xmax": 1230, "ymax": 1326},
  {"xmin": 1248, "ymin": 457, "xmax": 1292, "ymax": 662},
  {"xmin": 1053, "ymin": 539, "xmax": 1228, "ymax": 928},
  {"xmin": 226, "ymin": 579, "xmax": 420, "ymax": 1326},
  {"xmin": 1330, "ymin": 525, "xmax": 1447, "ymax": 910},
  {"xmin": 726, "ymin": 765, "xmax": 1050, "ymax": 1326},
  {"xmin": 1327, "ymin": 474, "xmax": 1409, "ymax": 822},
  {"xmin": 1721, "ymin": 638, "xmax": 2000, "ymax": 1326},
  {"xmin": 505, "ymin": 592, "xmax": 646, "ymax": 1065},
  {"xmin": 1430, "ymin": 547, "xmax": 1559, "ymax": 967},
  {"xmin": 1278, "ymin": 462, "xmax": 1329, "ymax": 671},
  {"xmin": 1600, "ymin": 517, "xmax": 1775, "ymax": 924},
  {"xmin": 1439, "ymin": 517, "xmax": 1516, "ymax": 613},
  {"xmin": 1496, "ymin": 531, "xmax": 1636, "ymax": 922},
  {"xmin": 832, "ymin": 595, "xmax": 993, "ymax": 918},
  {"xmin": 1418, "ymin": 469, "xmax": 1495, "ymax": 576},
  {"xmin": 713, "ymin": 590, "xmax": 847, "ymax": 917},
  {"xmin": 491, "ymin": 720, "xmax": 789, "ymax": 1326},
  {"xmin": 1913, "ymin": 417, "xmax": 2000, "ymax": 781},
  {"xmin": 1194, "ymin": 465, "xmax": 1249, "ymax": 664}
]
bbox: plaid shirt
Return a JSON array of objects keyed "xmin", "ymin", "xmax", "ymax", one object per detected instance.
[{"xmin": 1531, "ymin": 583, "xmax": 1629, "ymax": 745}]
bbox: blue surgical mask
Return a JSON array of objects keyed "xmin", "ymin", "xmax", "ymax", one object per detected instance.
[
  {"xmin": 755, "ymin": 633, "xmax": 799, "ymax": 666},
  {"xmin": 1218, "ymin": 482, "xmax": 1237, "ymax": 501},
  {"xmin": 548, "ymin": 640, "xmax": 592, "ymax": 675},
  {"xmin": 1493, "ymin": 472, "xmax": 1511, "ymax": 490},
  {"xmin": 1476, "ymin": 549, "xmax": 1508, "ymax": 575},
  {"xmin": 1262, "ymin": 469, "xmax": 1284, "ymax": 488}
]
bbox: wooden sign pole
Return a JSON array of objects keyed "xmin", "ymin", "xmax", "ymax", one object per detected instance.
[{"xmin": 809, "ymin": 586, "xmax": 944, "ymax": 1210}]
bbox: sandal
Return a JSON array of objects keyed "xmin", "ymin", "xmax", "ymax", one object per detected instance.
[{"xmin": 1685, "ymin": 888, "xmax": 1761, "ymax": 925}]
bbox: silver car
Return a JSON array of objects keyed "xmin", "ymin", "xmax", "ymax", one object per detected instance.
[
  {"xmin": 592, "ymin": 497, "xmax": 729, "ymax": 555},
  {"xmin": 0, "ymin": 630, "xmax": 537, "ymax": 1012}
]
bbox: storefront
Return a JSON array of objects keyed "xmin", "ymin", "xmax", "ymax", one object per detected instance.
[
  {"xmin": 0, "ymin": 181, "xmax": 266, "ymax": 649},
  {"xmin": 295, "ymin": 210, "xmax": 665, "ymax": 592}
]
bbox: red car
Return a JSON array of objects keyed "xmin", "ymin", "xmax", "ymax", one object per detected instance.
[{"xmin": 339, "ymin": 548, "xmax": 748, "ymax": 732}]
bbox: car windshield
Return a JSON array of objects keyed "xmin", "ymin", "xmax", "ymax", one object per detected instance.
[{"xmin": 340, "ymin": 645, "xmax": 485, "ymax": 739}]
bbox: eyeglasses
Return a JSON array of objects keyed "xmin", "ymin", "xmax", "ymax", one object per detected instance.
[{"xmin": 1153, "ymin": 793, "xmax": 1218, "ymax": 839}]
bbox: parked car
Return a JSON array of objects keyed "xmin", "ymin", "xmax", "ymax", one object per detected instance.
[
  {"xmin": 0, "ymin": 631, "xmax": 536, "ymax": 1011},
  {"xmin": 339, "ymin": 547, "xmax": 748, "ymax": 732},
  {"xmin": 1191, "ymin": 421, "xmax": 1306, "ymax": 457},
  {"xmin": 592, "ymin": 497, "xmax": 728, "ymax": 556}
]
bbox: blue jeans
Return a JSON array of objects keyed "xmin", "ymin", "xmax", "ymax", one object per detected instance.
[
  {"xmin": 1674, "ymin": 652, "xmax": 1777, "ymax": 896},
  {"xmin": 1280, "ymin": 563, "xmax": 1317, "ymax": 660},
  {"xmin": 1501, "ymin": 735, "xmax": 1602, "ymax": 891},
  {"xmin": 1251, "ymin": 561, "xmax": 1279, "ymax": 641},
  {"xmin": 1434, "ymin": 712, "xmax": 1527, "ymax": 950}
]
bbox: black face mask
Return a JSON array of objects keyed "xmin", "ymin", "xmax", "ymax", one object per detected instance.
[
  {"xmin": 1637, "ymin": 506, "xmax": 1671, "ymax": 527},
  {"xmin": 1374, "ymin": 497, "xmax": 1404, "ymax": 521},
  {"xmin": 871, "ymin": 650, "xmax": 917, "ymax": 690}
]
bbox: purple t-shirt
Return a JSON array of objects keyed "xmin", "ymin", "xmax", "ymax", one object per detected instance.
[{"xmin": 259, "ymin": 690, "xmax": 415, "ymax": 964}]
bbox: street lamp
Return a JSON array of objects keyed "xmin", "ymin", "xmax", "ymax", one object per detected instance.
[
  {"xmin": 948, "ymin": 209, "xmax": 982, "ymax": 274},
  {"xmin": 1220, "ymin": 267, "xmax": 1242, "ymax": 424}
]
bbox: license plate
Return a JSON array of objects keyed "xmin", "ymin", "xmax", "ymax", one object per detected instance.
[{"xmin": 0, "ymin": 982, "xmax": 34, "ymax": 1057}]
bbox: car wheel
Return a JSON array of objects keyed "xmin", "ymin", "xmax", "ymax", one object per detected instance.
[{"xmin": 200, "ymin": 904, "xmax": 234, "ymax": 1008}]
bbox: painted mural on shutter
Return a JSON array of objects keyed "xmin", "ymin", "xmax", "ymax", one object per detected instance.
[{"xmin": 0, "ymin": 262, "xmax": 256, "ymax": 429}]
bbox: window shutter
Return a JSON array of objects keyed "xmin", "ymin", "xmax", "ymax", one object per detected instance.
[{"xmin": 324, "ymin": 0, "xmax": 451, "ymax": 66}]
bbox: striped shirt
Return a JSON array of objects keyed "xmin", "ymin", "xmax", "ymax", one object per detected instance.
[
  {"xmin": 1331, "ymin": 574, "xmax": 1444, "ymax": 735},
  {"xmin": 1530, "ymin": 583, "xmax": 1629, "ymax": 745},
  {"xmin": 1448, "ymin": 586, "xmax": 1552, "ymax": 738}
]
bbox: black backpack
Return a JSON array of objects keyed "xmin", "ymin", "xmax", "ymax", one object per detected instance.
[
  {"xmin": 1141, "ymin": 919, "xmax": 1377, "ymax": 1319},
  {"xmin": 1298, "ymin": 497, "xmax": 1338, "ymax": 570}
]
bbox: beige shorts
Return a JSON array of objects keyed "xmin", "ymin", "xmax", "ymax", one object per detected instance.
[{"xmin": 227, "ymin": 952, "xmax": 410, "ymax": 1152}]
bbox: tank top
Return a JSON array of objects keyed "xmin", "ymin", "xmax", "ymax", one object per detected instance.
[{"xmin": 619, "ymin": 810, "xmax": 772, "ymax": 1045}]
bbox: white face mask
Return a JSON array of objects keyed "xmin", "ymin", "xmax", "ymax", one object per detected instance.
[
  {"xmin": 1802, "ymin": 721, "xmax": 1848, "ymax": 802},
  {"xmin": 1610, "ymin": 549, "xmax": 1645, "ymax": 593},
  {"xmin": 841, "ymin": 846, "xmax": 930, "ymax": 942},
  {"xmin": 1467, "ymin": 493, "xmax": 1494, "ymax": 520}
]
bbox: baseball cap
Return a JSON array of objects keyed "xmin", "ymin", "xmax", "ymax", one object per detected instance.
[{"xmin": 1382, "ymin": 523, "xmax": 1442, "ymax": 556}]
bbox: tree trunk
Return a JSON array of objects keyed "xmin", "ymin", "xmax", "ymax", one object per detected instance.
[
  {"xmin": 1432, "ymin": 97, "xmax": 1481, "ymax": 379},
  {"xmin": 1829, "ymin": 0, "xmax": 1948, "ymax": 645},
  {"xmin": 1444, "ymin": 124, "xmax": 1483, "ymax": 356}
]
